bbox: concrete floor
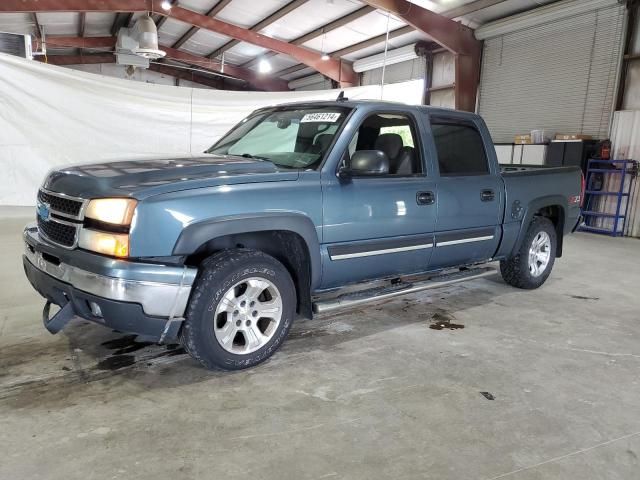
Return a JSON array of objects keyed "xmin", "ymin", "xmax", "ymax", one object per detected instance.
[{"xmin": 1, "ymin": 208, "xmax": 639, "ymax": 480}]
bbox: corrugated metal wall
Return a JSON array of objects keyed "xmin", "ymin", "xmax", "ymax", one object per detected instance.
[
  {"xmin": 293, "ymin": 76, "xmax": 333, "ymax": 91},
  {"xmin": 478, "ymin": 3, "xmax": 626, "ymax": 143},
  {"xmin": 361, "ymin": 56, "xmax": 426, "ymax": 86}
]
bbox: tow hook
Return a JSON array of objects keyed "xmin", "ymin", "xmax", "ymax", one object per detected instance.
[{"xmin": 42, "ymin": 300, "xmax": 75, "ymax": 334}]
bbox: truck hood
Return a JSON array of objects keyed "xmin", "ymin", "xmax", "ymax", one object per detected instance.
[{"xmin": 43, "ymin": 154, "xmax": 299, "ymax": 199}]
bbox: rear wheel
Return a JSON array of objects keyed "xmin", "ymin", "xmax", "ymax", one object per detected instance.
[
  {"xmin": 500, "ymin": 216, "xmax": 557, "ymax": 289},
  {"xmin": 181, "ymin": 249, "xmax": 295, "ymax": 370}
]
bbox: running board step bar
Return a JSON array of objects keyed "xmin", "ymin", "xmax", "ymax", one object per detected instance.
[{"xmin": 312, "ymin": 267, "xmax": 497, "ymax": 314}]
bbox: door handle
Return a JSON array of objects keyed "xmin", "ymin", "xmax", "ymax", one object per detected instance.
[
  {"xmin": 417, "ymin": 191, "xmax": 435, "ymax": 205},
  {"xmin": 481, "ymin": 189, "xmax": 495, "ymax": 202}
]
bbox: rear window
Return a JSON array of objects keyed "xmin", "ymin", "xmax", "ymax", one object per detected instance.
[{"xmin": 431, "ymin": 122, "xmax": 489, "ymax": 176}]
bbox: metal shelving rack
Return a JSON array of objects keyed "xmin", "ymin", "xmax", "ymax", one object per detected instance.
[{"xmin": 579, "ymin": 159, "xmax": 638, "ymax": 237}]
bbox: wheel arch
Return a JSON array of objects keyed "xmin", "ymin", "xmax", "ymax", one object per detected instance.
[
  {"xmin": 173, "ymin": 213, "xmax": 321, "ymax": 318},
  {"xmin": 511, "ymin": 196, "xmax": 567, "ymax": 258}
]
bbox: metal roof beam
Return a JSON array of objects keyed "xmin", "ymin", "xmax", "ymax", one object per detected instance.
[
  {"xmin": 40, "ymin": 54, "xmax": 239, "ymax": 89},
  {"xmin": 156, "ymin": 0, "xmax": 179, "ymax": 30},
  {"xmin": 274, "ymin": 64, "xmax": 308, "ymax": 77},
  {"xmin": 360, "ymin": 0, "xmax": 479, "ymax": 55},
  {"xmin": 41, "ymin": 36, "xmax": 290, "ymax": 91},
  {"xmin": 161, "ymin": 46, "xmax": 290, "ymax": 90},
  {"xmin": 42, "ymin": 53, "xmax": 114, "ymax": 65},
  {"xmin": 208, "ymin": 0, "xmax": 309, "ymax": 59},
  {"xmin": 166, "ymin": 4, "xmax": 357, "ymax": 84},
  {"xmin": 148, "ymin": 62, "xmax": 242, "ymax": 90},
  {"xmin": 271, "ymin": 25, "xmax": 414, "ymax": 77},
  {"xmin": 171, "ymin": 0, "xmax": 232, "ymax": 49},
  {"xmin": 110, "ymin": 12, "xmax": 133, "ymax": 36},
  {"xmin": 0, "ymin": 0, "xmax": 357, "ymax": 85},
  {"xmin": 269, "ymin": 0, "xmax": 494, "ymax": 74},
  {"xmin": 360, "ymin": 0, "xmax": 482, "ymax": 111},
  {"xmin": 242, "ymin": 5, "xmax": 375, "ymax": 68}
]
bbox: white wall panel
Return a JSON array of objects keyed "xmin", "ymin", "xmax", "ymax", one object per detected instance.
[
  {"xmin": 429, "ymin": 88, "xmax": 454, "ymax": 109},
  {"xmin": 611, "ymin": 110, "xmax": 640, "ymax": 237},
  {"xmin": 431, "ymin": 51, "xmax": 454, "ymax": 88}
]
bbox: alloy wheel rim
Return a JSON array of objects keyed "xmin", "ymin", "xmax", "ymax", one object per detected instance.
[
  {"xmin": 213, "ymin": 277, "xmax": 283, "ymax": 354},
  {"xmin": 528, "ymin": 231, "xmax": 551, "ymax": 278}
]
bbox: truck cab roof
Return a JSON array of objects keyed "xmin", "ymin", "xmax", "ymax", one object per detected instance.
[{"xmin": 257, "ymin": 98, "xmax": 482, "ymax": 120}]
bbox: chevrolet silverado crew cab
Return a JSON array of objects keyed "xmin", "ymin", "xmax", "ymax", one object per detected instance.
[{"xmin": 23, "ymin": 99, "xmax": 584, "ymax": 370}]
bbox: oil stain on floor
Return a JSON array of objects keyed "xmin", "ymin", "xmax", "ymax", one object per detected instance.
[{"xmin": 429, "ymin": 310, "xmax": 465, "ymax": 330}]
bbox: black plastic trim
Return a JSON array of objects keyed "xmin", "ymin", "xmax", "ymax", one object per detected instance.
[
  {"xmin": 435, "ymin": 227, "xmax": 495, "ymax": 244},
  {"xmin": 328, "ymin": 234, "xmax": 434, "ymax": 258},
  {"xmin": 172, "ymin": 212, "xmax": 322, "ymax": 289}
]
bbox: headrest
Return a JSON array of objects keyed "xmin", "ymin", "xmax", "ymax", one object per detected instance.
[{"xmin": 374, "ymin": 133, "xmax": 403, "ymax": 159}]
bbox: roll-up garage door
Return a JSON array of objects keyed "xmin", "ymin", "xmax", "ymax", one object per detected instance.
[{"xmin": 476, "ymin": 0, "xmax": 626, "ymax": 143}]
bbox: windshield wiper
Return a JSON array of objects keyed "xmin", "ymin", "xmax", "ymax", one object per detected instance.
[{"xmin": 240, "ymin": 153, "xmax": 271, "ymax": 161}]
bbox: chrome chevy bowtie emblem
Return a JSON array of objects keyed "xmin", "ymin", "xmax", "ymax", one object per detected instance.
[{"xmin": 37, "ymin": 202, "xmax": 51, "ymax": 221}]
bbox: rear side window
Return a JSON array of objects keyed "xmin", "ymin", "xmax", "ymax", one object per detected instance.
[{"xmin": 431, "ymin": 122, "xmax": 489, "ymax": 176}]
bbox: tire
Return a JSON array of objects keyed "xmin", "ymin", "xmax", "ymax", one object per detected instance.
[
  {"xmin": 500, "ymin": 216, "xmax": 557, "ymax": 289},
  {"xmin": 181, "ymin": 249, "xmax": 296, "ymax": 370}
]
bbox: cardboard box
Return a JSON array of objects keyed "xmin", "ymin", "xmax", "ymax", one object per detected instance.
[
  {"xmin": 554, "ymin": 133, "xmax": 593, "ymax": 141},
  {"xmin": 514, "ymin": 134, "xmax": 532, "ymax": 145}
]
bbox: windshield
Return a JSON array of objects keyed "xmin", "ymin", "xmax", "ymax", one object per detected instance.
[{"xmin": 207, "ymin": 106, "xmax": 351, "ymax": 169}]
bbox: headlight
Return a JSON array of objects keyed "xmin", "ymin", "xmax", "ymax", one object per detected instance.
[
  {"xmin": 85, "ymin": 198, "xmax": 137, "ymax": 225},
  {"xmin": 79, "ymin": 229, "xmax": 129, "ymax": 258}
]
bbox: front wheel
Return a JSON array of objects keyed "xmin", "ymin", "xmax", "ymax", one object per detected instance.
[
  {"xmin": 181, "ymin": 249, "xmax": 295, "ymax": 370},
  {"xmin": 500, "ymin": 216, "xmax": 557, "ymax": 289}
]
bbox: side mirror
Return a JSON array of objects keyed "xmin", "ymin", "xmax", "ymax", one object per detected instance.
[{"xmin": 343, "ymin": 150, "xmax": 390, "ymax": 177}]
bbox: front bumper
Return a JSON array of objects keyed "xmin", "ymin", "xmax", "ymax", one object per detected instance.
[{"xmin": 23, "ymin": 224, "xmax": 197, "ymax": 342}]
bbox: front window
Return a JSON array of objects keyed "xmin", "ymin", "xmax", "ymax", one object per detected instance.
[{"xmin": 207, "ymin": 106, "xmax": 351, "ymax": 170}]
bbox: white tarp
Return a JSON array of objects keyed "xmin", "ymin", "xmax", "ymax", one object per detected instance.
[{"xmin": 0, "ymin": 53, "xmax": 425, "ymax": 206}]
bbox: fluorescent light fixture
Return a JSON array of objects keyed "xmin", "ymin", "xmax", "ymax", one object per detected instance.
[
  {"xmin": 161, "ymin": 1, "xmax": 172, "ymax": 11},
  {"xmin": 352, "ymin": 43, "xmax": 419, "ymax": 73},
  {"xmin": 258, "ymin": 59, "xmax": 272, "ymax": 73}
]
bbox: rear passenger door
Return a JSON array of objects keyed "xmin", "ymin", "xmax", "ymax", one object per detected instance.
[{"xmin": 426, "ymin": 114, "xmax": 504, "ymax": 269}]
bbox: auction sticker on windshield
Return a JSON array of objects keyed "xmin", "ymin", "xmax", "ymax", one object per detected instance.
[{"xmin": 301, "ymin": 112, "xmax": 342, "ymax": 123}]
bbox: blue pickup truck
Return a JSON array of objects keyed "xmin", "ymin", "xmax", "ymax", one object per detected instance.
[{"xmin": 23, "ymin": 99, "xmax": 584, "ymax": 370}]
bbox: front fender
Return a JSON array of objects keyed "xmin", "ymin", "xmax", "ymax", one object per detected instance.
[{"xmin": 172, "ymin": 212, "xmax": 322, "ymax": 289}]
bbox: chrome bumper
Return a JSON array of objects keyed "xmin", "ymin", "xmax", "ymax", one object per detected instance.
[{"xmin": 23, "ymin": 225, "xmax": 195, "ymax": 318}]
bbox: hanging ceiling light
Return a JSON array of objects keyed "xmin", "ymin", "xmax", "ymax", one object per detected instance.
[
  {"xmin": 320, "ymin": 30, "xmax": 329, "ymax": 61},
  {"xmin": 132, "ymin": 15, "xmax": 166, "ymax": 59},
  {"xmin": 258, "ymin": 58, "xmax": 272, "ymax": 73},
  {"xmin": 161, "ymin": 1, "xmax": 172, "ymax": 11}
]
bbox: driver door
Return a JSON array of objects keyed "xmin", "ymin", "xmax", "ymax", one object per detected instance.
[{"xmin": 320, "ymin": 110, "xmax": 437, "ymax": 289}]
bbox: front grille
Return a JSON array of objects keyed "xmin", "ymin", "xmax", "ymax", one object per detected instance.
[
  {"xmin": 37, "ymin": 216, "xmax": 77, "ymax": 247},
  {"xmin": 38, "ymin": 190, "xmax": 83, "ymax": 217}
]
